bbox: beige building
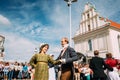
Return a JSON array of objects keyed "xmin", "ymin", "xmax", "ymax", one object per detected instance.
[{"xmin": 73, "ymin": 2, "xmax": 120, "ymax": 58}]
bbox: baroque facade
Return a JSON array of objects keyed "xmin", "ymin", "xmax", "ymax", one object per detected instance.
[{"xmin": 73, "ymin": 2, "xmax": 120, "ymax": 58}]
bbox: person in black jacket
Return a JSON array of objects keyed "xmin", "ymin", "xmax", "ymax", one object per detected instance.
[
  {"xmin": 89, "ymin": 50, "xmax": 113, "ymax": 80},
  {"xmin": 57, "ymin": 37, "xmax": 78, "ymax": 80},
  {"xmin": 0, "ymin": 68, "xmax": 4, "ymax": 80}
]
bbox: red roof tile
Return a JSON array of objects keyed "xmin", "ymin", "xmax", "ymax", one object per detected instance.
[
  {"xmin": 100, "ymin": 17, "xmax": 120, "ymax": 29},
  {"xmin": 108, "ymin": 20, "xmax": 120, "ymax": 29}
]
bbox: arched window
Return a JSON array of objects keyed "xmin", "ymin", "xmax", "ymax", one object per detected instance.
[
  {"xmin": 117, "ymin": 35, "xmax": 120, "ymax": 52},
  {"xmin": 87, "ymin": 13, "xmax": 90, "ymax": 19},
  {"xmin": 88, "ymin": 39, "xmax": 92, "ymax": 51},
  {"xmin": 88, "ymin": 25, "xmax": 90, "ymax": 31}
]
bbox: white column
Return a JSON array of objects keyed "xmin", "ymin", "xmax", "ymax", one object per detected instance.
[
  {"xmin": 92, "ymin": 18, "xmax": 94, "ymax": 29},
  {"xmin": 81, "ymin": 23, "xmax": 83, "ymax": 34},
  {"xmin": 82, "ymin": 14, "xmax": 84, "ymax": 21},
  {"xmin": 86, "ymin": 21, "xmax": 88, "ymax": 32},
  {"xmin": 89, "ymin": 9, "xmax": 92, "ymax": 18},
  {"xmin": 92, "ymin": 8, "xmax": 94, "ymax": 16},
  {"xmin": 85, "ymin": 13, "xmax": 87, "ymax": 20},
  {"xmin": 90, "ymin": 19, "xmax": 93, "ymax": 30},
  {"xmin": 93, "ymin": 17, "xmax": 96, "ymax": 29},
  {"xmin": 96, "ymin": 16, "xmax": 100, "ymax": 27},
  {"xmin": 80, "ymin": 23, "xmax": 82, "ymax": 34},
  {"xmin": 85, "ymin": 22, "xmax": 87, "ymax": 33},
  {"xmin": 82, "ymin": 14, "xmax": 85, "ymax": 21},
  {"xmin": 83, "ymin": 23, "xmax": 85, "ymax": 33},
  {"xmin": 95, "ymin": 17, "xmax": 98, "ymax": 28}
]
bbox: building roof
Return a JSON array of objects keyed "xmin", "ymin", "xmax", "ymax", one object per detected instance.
[
  {"xmin": 100, "ymin": 17, "xmax": 120, "ymax": 29},
  {"xmin": 109, "ymin": 20, "xmax": 120, "ymax": 29}
]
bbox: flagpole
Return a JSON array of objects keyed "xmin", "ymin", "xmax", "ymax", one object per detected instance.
[
  {"xmin": 64, "ymin": 0, "xmax": 77, "ymax": 47},
  {"xmin": 69, "ymin": 0, "xmax": 72, "ymax": 47}
]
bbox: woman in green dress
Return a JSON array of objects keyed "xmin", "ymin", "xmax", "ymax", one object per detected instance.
[{"xmin": 29, "ymin": 44, "xmax": 61, "ymax": 80}]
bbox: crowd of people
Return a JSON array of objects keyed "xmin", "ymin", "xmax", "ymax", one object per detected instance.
[
  {"xmin": 73, "ymin": 50, "xmax": 120, "ymax": 80},
  {"xmin": 0, "ymin": 37, "xmax": 120, "ymax": 80},
  {"xmin": 0, "ymin": 61, "xmax": 33, "ymax": 80}
]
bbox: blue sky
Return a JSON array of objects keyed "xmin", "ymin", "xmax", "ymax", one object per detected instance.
[{"xmin": 0, "ymin": 0, "xmax": 120, "ymax": 62}]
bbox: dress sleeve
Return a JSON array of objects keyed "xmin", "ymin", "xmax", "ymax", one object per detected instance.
[
  {"xmin": 29, "ymin": 54, "xmax": 37, "ymax": 68},
  {"xmin": 48, "ymin": 55, "xmax": 61, "ymax": 65},
  {"xmin": 103, "ymin": 59, "xmax": 113, "ymax": 71}
]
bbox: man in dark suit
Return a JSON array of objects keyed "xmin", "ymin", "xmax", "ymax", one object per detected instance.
[
  {"xmin": 57, "ymin": 37, "xmax": 78, "ymax": 80},
  {"xmin": 89, "ymin": 50, "xmax": 113, "ymax": 80}
]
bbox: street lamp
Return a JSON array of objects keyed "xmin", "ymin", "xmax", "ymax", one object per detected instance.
[{"xmin": 64, "ymin": 0, "xmax": 77, "ymax": 46}]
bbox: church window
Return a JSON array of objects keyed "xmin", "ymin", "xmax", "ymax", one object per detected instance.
[
  {"xmin": 117, "ymin": 35, "xmax": 120, "ymax": 52},
  {"xmin": 88, "ymin": 39, "xmax": 92, "ymax": 51},
  {"xmin": 87, "ymin": 13, "xmax": 90, "ymax": 19},
  {"xmin": 88, "ymin": 25, "xmax": 90, "ymax": 31}
]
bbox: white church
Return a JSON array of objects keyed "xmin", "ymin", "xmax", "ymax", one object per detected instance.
[{"xmin": 73, "ymin": 2, "xmax": 120, "ymax": 59}]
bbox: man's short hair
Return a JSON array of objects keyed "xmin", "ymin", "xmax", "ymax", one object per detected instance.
[
  {"xmin": 94, "ymin": 50, "xmax": 99, "ymax": 55},
  {"xmin": 63, "ymin": 37, "xmax": 69, "ymax": 43},
  {"xmin": 106, "ymin": 53, "xmax": 112, "ymax": 58}
]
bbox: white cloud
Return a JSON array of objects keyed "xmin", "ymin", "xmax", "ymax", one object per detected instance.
[
  {"xmin": 0, "ymin": 32, "xmax": 39, "ymax": 62},
  {"xmin": 50, "ymin": 5, "xmax": 69, "ymax": 27},
  {"xmin": 0, "ymin": 14, "xmax": 11, "ymax": 26},
  {"xmin": 48, "ymin": 2, "xmax": 80, "ymax": 40}
]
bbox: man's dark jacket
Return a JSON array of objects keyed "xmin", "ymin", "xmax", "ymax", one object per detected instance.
[
  {"xmin": 57, "ymin": 46, "xmax": 78, "ymax": 80},
  {"xmin": 89, "ymin": 56, "xmax": 113, "ymax": 79}
]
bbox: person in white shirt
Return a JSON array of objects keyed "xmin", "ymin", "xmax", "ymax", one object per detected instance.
[
  {"xmin": 81, "ymin": 63, "xmax": 91, "ymax": 80},
  {"xmin": 49, "ymin": 54, "xmax": 56, "ymax": 80}
]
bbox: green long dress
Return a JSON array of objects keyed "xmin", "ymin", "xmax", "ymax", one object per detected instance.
[{"xmin": 29, "ymin": 53, "xmax": 60, "ymax": 80}]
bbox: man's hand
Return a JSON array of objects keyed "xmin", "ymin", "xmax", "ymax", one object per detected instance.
[{"xmin": 60, "ymin": 59, "xmax": 66, "ymax": 64}]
